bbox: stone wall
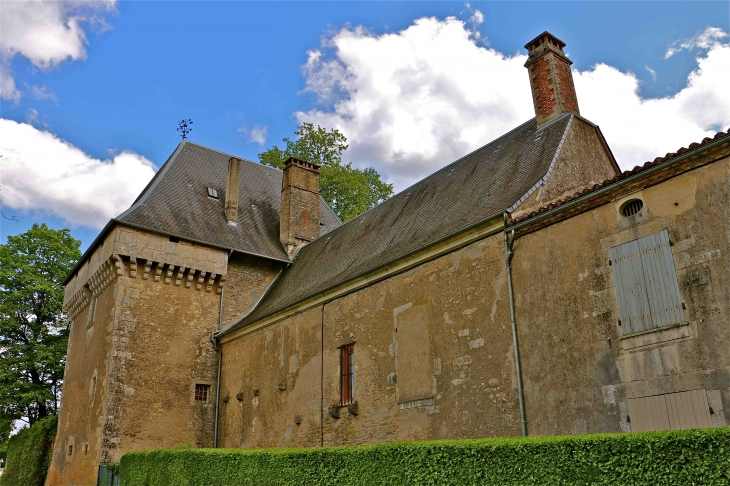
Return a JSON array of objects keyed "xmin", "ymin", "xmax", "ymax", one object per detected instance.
[
  {"xmin": 513, "ymin": 155, "xmax": 730, "ymax": 435},
  {"xmin": 218, "ymin": 152, "xmax": 729, "ymax": 447},
  {"xmin": 46, "ymin": 271, "xmax": 116, "ymax": 486}
]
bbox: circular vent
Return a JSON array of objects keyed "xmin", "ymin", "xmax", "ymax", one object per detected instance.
[{"xmin": 620, "ymin": 199, "xmax": 644, "ymax": 217}]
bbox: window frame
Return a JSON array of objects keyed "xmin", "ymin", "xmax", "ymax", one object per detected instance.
[
  {"xmin": 194, "ymin": 383, "xmax": 211, "ymax": 403},
  {"xmin": 339, "ymin": 343, "xmax": 355, "ymax": 406}
]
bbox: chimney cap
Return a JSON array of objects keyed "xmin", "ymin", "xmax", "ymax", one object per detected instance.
[
  {"xmin": 284, "ymin": 157, "xmax": 321, "ymax": 173},
  {"xmin": 524, "ymin": 31, "xmax": 566, "ymax": 52}
]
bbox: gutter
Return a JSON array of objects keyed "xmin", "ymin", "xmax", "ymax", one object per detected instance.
[
  {"xmin": 211, "ymin": 288, "xmax": 224, "ymax": 448},
  {"xmin": 508, "ymin": 134, "xmax": 730, "ymax": 233},
  {"xmin": 503, "ymin": 212, "xmax": 527, "ymax": 436}
]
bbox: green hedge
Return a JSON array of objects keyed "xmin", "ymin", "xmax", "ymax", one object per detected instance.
[
  {"xmin": 121, "ymin": 427, "xmax": 730, "ymax": 485},
  {"xmin": 0, "ymin": 415, "xmax": 57, "ymax": 486}
]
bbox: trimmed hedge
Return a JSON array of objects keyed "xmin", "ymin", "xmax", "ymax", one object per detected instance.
[
  {"xmin": 0, "ymin": 415, "xmax": 57, "ymax": 486},
  {"xmin": 121, "ymin": 427, "xmax": 730, "ymax": 485}
]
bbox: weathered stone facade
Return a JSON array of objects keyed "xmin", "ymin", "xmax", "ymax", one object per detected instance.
[
  {"xmin": 217, "ymin": 141, "xmax": 730, "ymax": 448},
  {"xmin": 47, "ymin": 227, "xmax": 280, "ymax": 485}
]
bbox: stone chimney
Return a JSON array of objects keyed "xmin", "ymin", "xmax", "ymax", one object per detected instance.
[
  {"xmin": 225, "ymin": 157, "xmax": 241, "ymax": 223},
  {"xmin": 524, "ymin": 31, "xmax": 580, "ymax": 126},
  {"xmin": 280, "ymin": 157, "xmax": 321, "ymax": 257}
]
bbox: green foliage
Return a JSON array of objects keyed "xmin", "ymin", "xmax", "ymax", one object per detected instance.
[
  {"xmin": 121, "ymin": 427, "xmax": 730, "ymax": 485},
  {"xmin": 0, "ymin": 224, "xmax": 82, "ymax": 435},
  {"xmin": 259, "ymin": 122, "xmax": 394, "ymax": 222},
  {"xmin": 0, "ymin": 415, "xmax": 57, "ymax": 486}
]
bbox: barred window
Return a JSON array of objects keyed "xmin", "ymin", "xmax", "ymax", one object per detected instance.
[
  {"xmin": 194, "ymin": 384, "xmax": 211, "ymax": 403},
  {"xmin": 340, "ymin": 344, "xmax": 355, "ymax": 406}
]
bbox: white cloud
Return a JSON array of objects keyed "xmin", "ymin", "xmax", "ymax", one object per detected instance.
[
  {"xmin": 0, "ymin": 0, "xmax": 116, "ymax": 101},
  {"xmin": 645, "ymin": 65, "xmax": 656, "ymax": 81},
  {"xmin": 29, "ymin": 85, "xmax": 57, "ymax": 101},
  {"xmin": 0, "ymin": 119, "xmax": 156, "ymax": 229},
  {"xmin": 297, "ymin": 19, "xmax": 730, "ymax": 190},
  {"xmin": 665, "ymin": 26, "xmax": 728, "ymax": 58},
  {"xmin": 298, "ymin": 16, "xmax": 532, "ymax": 189},
  {"xmin": 238, "ymin": 124, "xmax": 268, "ymax": 145}
]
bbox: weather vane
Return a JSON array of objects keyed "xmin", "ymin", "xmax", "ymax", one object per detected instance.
[{"xmin": 177, "ymin": 119, "xmax": 193, "ymax": 140}]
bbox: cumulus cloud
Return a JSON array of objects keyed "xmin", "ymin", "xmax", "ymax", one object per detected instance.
[
  {"xmin": 297, "ymin": 20, "xmax": 730, "ymax": 190},
  {"xmin": 298, "ymin": 16, "xmax": 532, "ymax": 189},
  {"xmin": 0, "ymin": 119, "xmax": 156, "ymax": 228},
  {"xmin": 0, "ymin": 0, "xmax": 116, "ymax": 101},
  {"xmin": 238, "ymin": 124, "xmax": 268, "ymax": 145}
]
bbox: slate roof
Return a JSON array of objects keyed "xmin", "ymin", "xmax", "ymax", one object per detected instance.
[
  {"xmin": 118, "ymin": 141, "xmax": 341, "ymax": 261},
  {"xmin": 65, "ymin": 141, "xmax": 342, "ymax": 284},
  {"xmin": 223, "ymin": 113, "xmax": 574, "ymax": 334}
]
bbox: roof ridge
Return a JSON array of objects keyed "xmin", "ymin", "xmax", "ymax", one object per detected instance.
[
  {"xmin": 305, "ymin": 116, "xmax": 546, "ymax": 238},
  {"xmin": 184, "ymin": 141, "xmax": 283, "ymax": 174}
]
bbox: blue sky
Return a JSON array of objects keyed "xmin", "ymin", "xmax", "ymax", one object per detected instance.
[{"xmin": 1, "ymin": 1, "xmax": 728, "ymax": 251}]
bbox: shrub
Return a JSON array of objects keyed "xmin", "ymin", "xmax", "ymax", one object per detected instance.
[
  {"xmin": 0, "ymin": 415, "xmax": 57, "ymax": 486},
  {"xmin": 121, "ymin": 427, "xmax": 730, "ymax": 485}
]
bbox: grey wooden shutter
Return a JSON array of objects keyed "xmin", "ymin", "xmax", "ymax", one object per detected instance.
[
  {"xmin": 636, "ymin": 230, "xmax": 684, "ymax": 329},
  {"xmin": 610, "ymin": 229, "xmax": 683, "ymax": 335}
]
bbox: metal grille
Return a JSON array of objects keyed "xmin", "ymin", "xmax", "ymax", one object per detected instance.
[
  {"xmin": 194, "ymin": 384, "xmax": 210, "ymax": 402},
  {"xmin": 621, "ymin": 198, "xmax": 644, "ymax": 217},
  {"xmin": 340, "ymin": 344, "xmax": 355, "ymax": 406},
  {"xmin": 610, "ymin": 229, "xmax": 683, "ymax": 335}
]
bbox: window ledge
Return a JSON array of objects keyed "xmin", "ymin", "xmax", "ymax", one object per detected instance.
[{"xmin": 619, "ymin": 321, "xmax": 695, "ymax": 352}]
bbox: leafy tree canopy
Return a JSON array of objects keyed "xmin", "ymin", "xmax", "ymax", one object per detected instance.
[
  {"xmin": 259, "ymin": 122, "xmax": 394, "ymax": 222},
  {"xmin": 0, "ymin": 224, "xmax": 81, "ymax": 448}
]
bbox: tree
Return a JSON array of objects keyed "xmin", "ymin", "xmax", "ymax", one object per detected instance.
[
  {"xmin": 0, "ymin": 224, "xmax": 81, "ymax": 440},
  {"xmin": 259, "ymin": 123, "xmax": 394, "ymax": 222}
]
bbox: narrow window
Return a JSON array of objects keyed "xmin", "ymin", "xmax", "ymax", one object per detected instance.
[
  {"xmin": 68, "ymin": 445, "xmax": 73, "ymax": 456},
  {"xmin": 340, "ymin": 344, "xmax": 355, "ymax": 406},
  {"xmin": 194, "ymin": 384, "xmax": 211, "ymax": 403},
  {"xmin": 87, "ymin": 295, "xmax": 97, "ymax": 326},
  {"xmin": 611, "ymin": 229, "xmax": 683, "ymax": 335}
]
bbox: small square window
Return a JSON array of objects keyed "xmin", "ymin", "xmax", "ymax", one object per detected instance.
[
  {"xmin": 207, "ymin": 187, "xmax": 218, "ymax": 199},
  {"xmin": 194, "ymin": 384, "xmax": 211, "ymax": 402},
  {"xmin": 340, "ymin": 344, "xmax": 355, "ymax": 406}
]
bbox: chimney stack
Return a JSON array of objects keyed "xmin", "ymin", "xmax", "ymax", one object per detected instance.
[
  {"xmin": 524, "ymin": 32, "xmax": 580, "ymax": 126},
  {"xmin": 280, "ymin": 157, "xmax": 321, "ymax": 257},
  {"xmin": 225, "ymin": 157, "xmax": 242, "ymax": 223}
]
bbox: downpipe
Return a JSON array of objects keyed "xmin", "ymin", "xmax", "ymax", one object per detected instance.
[
  {"xmin": 504, "ymin": 212, "xmax": 527, "ymax": 437},
  {"xmin": 211, "ymin": 288, "xmax": 224, "ymax": 448}
]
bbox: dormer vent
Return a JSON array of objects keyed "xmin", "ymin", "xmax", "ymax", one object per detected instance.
[{"xmin": 207, "ymin": 187, "xmax": 218, "ymax": 199}]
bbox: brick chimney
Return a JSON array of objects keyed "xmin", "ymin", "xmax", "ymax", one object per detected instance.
[
  {"xmin": 524, "ymin": 31, "xmax": 580, "ymax": 126},
  {"xmin": 280, "ymin": 157, "xmax": 321, "ymax": 257},
  {"xmin": 225, "ymin": 157, "xmax": 241, "ymax": 223}
]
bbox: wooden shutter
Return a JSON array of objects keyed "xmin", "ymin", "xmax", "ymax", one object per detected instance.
[
  {"xmin": 611, "ymin": 239, "xmax": 652, "ymax": 334},
  {"xmin": 636, "ymin": 230, "xmax": 684, "ymax": 329},
  {"xmin": 627, "ymin": 390, "xmax": 713, "ymax": 432},
  {"xmin": 611, "ymin": 229, "xmax": 682, "ymax": 335}
]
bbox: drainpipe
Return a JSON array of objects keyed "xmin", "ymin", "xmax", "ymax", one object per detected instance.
[
  {"xmin": 504, "ymin": 212, "xmax": 527, "ymax": 437},
  {"xmin": 211, "ymin": 287, "xmax": 224, "ymax": 448}
]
